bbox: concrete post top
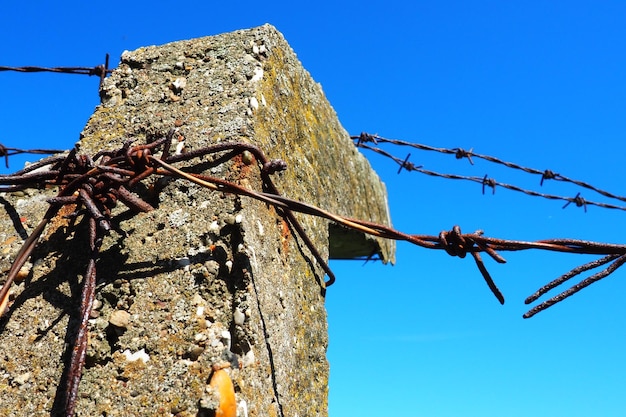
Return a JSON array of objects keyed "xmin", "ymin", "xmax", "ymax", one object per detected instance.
[{"xmin": 0, "ymin": 24, "xmax": 394, "ymax": 416}]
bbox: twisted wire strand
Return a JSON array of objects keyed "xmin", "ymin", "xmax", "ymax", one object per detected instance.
[
  {"xmin": 356, "ymin": 142, "xmax": 626, "ymax": 212},
  {"xmin": 0, "ymin": 145, "xmax": 66, "ymax": 170},
  {"xmin": 354, "ymin": 133, "xmax": 626, "ymax": 206},
  {"xmin": 0, "ymin": 54, "xmax": 113, "ymax": 90},
  {"xmin": 0, "ymin": 65, "xmax": 108, "ymax": 76}
]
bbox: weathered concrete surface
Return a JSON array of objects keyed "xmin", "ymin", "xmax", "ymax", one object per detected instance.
[{"xmin": 0, "ymin": 24, "xmax": 394, "ymax": 416}]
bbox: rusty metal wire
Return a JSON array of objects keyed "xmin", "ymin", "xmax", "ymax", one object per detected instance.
[
  {"xmin": 272, "ymin": 198, "xmax": 626, "ymax": 318},
  {"xmin": 353, "ymin": 134, "xmax": 626, "ymax": 212},
  {"xmin": 0, "ymin": 130, "xmax": 626, "ymax": 415},
  {"xmin": 0, "ymin": 144, "xmax": 65, "ymax": 169},
  {"xmin": 1, "ymin": 134, "xmax": 625, "ymax": 318},
  {"xmin": 2, "ymin": 130, "xmax": 626, "ymax": 414},
  {"xmin": 523, "ymin": 253, "xmax": 626, "ymax": 318},
  {"xmin": 346, "ymin": 133, "xmax": 626, "ymax": 316},
  {"xmin": 0, "ymin": 53, "xmax": 113, "ymax": 89},
  {"xmin": 3, "ymin": 135, "xmax": 624, "ymax": 318}
]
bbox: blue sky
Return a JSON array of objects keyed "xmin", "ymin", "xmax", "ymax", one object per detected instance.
[{"xmin": 2, "ymin": 1, "xmax": 626, "ymax": 416}]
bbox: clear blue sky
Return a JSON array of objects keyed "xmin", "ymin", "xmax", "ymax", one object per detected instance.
[{"xmin": 2, "ymin": 1, "xmax": 626, "ymax": 416}]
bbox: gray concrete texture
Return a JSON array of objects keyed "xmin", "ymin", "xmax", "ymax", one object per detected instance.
[{"xmin": 0, "ymin": 24, "xmax": 394, "ymax": 416}]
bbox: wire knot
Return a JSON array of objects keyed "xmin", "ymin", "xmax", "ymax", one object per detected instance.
[
  {"xmin": 129, "ymin": 148, "xmax": 152, "ymax": 169},
  {"xmin": 454, "ymin": 148, "xmax": 474, "ymax": 165},
  {"xmin": 397, "ymin": 153, "xmax": 421, "ymax": 173},
  {"xmin": 540, "ymin": 169, "xmax": 558, "ymax": 185},
  {"xmin": 355, "ymin": 132, "xmax": 378, "ymax": 145},
  {"xmin": 89, "ymin": 64, "xmax": 106, "ymax": 77},
  {"xmin": 439, "ymin": 225, "xmax": 472, "ymax": 258},
  {"xmin": 262, "ymin": 159, "xmax": 288, "ymax": 175},
  {"xmin": 562, "ymin": 192, "xmax": 587, "ymax": 212},
  {"xmin": 482, "ymin": 175, "xmax": 496, "ymax": 194}
]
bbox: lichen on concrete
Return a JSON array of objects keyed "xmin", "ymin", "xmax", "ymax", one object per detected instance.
[{"xmin": 0, "ymin": 24, "xmax": 394, "ymax": 416}]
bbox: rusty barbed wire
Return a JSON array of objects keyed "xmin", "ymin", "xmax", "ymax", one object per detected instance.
[
  {"xmin": 0, "ymin": 144, "xmax": 65, "ymax": 169},
  {"xmin": 3, "ymin": 54, "xmax": 622, "ymax": 412},
  {"xmin": 2, "ymin": 131, "xmax": 626, "ymax": 413},
  {"xmin": 353, "ymin": 134, "xmax": 626, "ymax": 212},
  {"xmin": 354, "ymin": 132, "xmax": 626, "ymax": 201},
  {"xmin": 122, "ymin": 153, "xmax": 626, "ymax": 319},
  {"xmin": 213, "ymin": 187, "xmax": 626, "ymax": 318},
  {"xmin": 0, "ymin": 53, "xmax": 113, "ymax": 89},
  {"xmin": 3, "ymin": 136, "xmax": 625, "ymax": 321}
]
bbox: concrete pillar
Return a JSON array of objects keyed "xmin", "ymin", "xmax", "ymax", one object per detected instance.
[{"xmin": 0, "ymin": 24, "xmax": 394, "ymax": 416}]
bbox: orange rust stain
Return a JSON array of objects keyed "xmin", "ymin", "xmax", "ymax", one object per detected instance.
[
  {"xmin": 230, "ymin": 153, "xmax": 256, "ymax": 182},
  {"xmin": 209, "ymin": 366, "xmax": 237, "ymax": 417},
  {"xmin": 280, "ymin": 218, "xmax": 291, "ymax": 256},
  {"xmin": 44, "ymin": 204, "xmax": 77, "ymax": 240}
]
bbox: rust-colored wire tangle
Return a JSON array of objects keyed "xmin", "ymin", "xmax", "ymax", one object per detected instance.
[{"xmin": 1, "ymin": 129, "xmax": 626, "ymax": 414}]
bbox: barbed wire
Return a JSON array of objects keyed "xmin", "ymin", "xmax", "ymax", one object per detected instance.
[
  {"xmin": 0, "ymin": 144, "xmax": 66, "ymax": 169},
  {"xmin": 2, "ymin": 136, "xmax": 625, "ymax": 320},
  {"xmin": 1, "ymin": 61, "xmax": 624, "ymax": 319},
  {"xmin": 0, "ymin": 55, "xmax": 112, "ymax": 168},
  {"xmin": 5, "ymin": 134, "xmax": 623, "ymax": 415},
  {"xmin": 0, "ymin": 53, "xmax": 113, "ymax": 89},
  {"xmin": 353, "ymin": 133, "xmax": 626, "ymax": 212}
]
